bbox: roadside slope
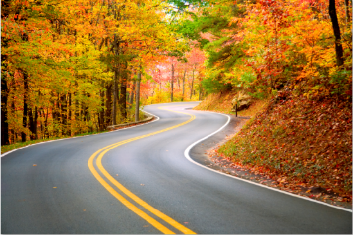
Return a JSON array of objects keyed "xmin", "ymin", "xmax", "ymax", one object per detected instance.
[{"xmin": 195, "ymin": 91, "xmax": 352, "ymax": 207}]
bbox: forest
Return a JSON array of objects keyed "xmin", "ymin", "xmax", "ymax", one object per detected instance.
[
  {"xmin": 1, "ymin": 0, "xmax": 352, "ymax": 199},
  {"xmin": 1, "ymin": 0, "xmax": 200, "ymax": 144}
]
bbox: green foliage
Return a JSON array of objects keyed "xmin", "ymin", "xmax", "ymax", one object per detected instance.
[
  {"xmin": 166, "ymin": 0, "xmax": 207, "ymax": 13},
  {"xmin": 174, "ymin": 18, "xmax": 201, "ymax": 41},
  {"xmin": 202, "ymin": 76, "xmax": 231, "ymax": 93},
  {"xmin": 198, "ymin": 16, "xmax": 230, "ymax": 36},
  {"xmin": 240, "ymin": 72, "xmax": 255, "ymax": 86},
  {"xmin": 329, "ymin": 70, "xmax": 351, "ymax": 95}
]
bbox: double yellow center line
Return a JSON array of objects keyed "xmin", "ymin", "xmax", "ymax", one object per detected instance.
[{"xmin": 88, "ymin": 107, "xmax": 196, "ymax": 234}]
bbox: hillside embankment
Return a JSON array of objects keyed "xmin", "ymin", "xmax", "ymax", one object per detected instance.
[
  {"xmin": 193, "ymin": 90, "xmax": 267, "ymax": 117},
  {"xmin": 195, "ymin": 90, "xmax": 352, "ymax": 204}
]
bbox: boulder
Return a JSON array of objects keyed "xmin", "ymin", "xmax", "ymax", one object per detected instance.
[{"xmin": 231, "ymin": 91, "xmax": 253, "ymax": 111}]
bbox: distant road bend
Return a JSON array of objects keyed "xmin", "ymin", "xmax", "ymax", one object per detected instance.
[{"xmin": 2, "ymin": 102, "xmax": 352, "ymax": 234}]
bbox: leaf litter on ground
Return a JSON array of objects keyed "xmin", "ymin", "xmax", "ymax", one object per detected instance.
[{"xmin": 197, "ymin": 91, "xmax": 352, "ymax": 209}]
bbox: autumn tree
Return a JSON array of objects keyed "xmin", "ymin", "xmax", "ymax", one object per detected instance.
[
  {"xmin": 329, "ymin": 0, "xmax": 344, "ymax": 67},
  {"xmin": 179, "ymin": 0, "xmax": 352, "ymax": 99},
  {"xmin": 1, "ymin": 0, "xmax": 183, "ymax": 145}
]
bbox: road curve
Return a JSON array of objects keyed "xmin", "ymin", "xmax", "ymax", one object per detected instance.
[{"xmin": 2, "ymin": 102, "xmax": 352, "ymax": 234}]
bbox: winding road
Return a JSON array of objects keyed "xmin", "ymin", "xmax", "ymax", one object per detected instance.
[{"xmin": 2, "ymin": 102, "xmax": 352, "ymax": 234}]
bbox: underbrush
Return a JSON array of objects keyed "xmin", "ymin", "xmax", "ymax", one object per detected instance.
[
  {"xmin": 144, "ymin": 89, "xmax": 200, "ymax": 105},
  {"xmin": 1, "ymin": 109, "xmax": 146, "ymax": 154},
  {"xmin": 1, "ymin": 130, "xmax": 107, "ymax": 154},
  {"xmin": 218, "ymin": 93, "xmax": 352, "ymax": 200}
]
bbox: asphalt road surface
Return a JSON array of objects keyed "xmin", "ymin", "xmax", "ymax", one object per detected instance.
[{"xmin": 2, "ymin": 102, "xmax": 352, "ymax": 234}]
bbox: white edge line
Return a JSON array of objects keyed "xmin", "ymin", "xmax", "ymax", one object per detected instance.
[
  {"xmin": 1, "ymin": 109, "xmax": 160, "ymax": 158},
  {"xmin": 3, "ymin": 104, "xmax": 350, "ymax": 212},
  {"xmin": 184, "ymin": 110, "xmax": 352, "ymax": 213}
]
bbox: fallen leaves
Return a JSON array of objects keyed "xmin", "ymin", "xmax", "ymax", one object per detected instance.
[{"xmin": 217, "ymin": 93, "xmax": 352, "ymax": 201}]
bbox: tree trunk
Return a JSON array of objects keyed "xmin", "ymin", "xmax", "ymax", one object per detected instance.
[
  {"xmin": 99, "ymin": 88, "xmax": 105, "ymax": 131},
  {"xmin": 75, "ymin": 91, "xmax": 80, "ymax": 134},
  {"xmin": 199, "ymin": 83, "xmax": 202, "ymax": 101},
  {"xmin": 112, "ymin": 68, "xmax": 118, "ymax": 125},
  {"xmin": 171, "ymin": 63, "xmax": 174, "ymax": 102},
  {"xmin": 105, "ymin": 83, "xmax": 112, "ymax": 126},
  {"xmin": 10, "ymin": 97, "xmax": 15, "ymax": 143},
  {"xmin": 135, "ymin": 67, "xmax": 141, "ymax": 122},
  {"xmin": 55, "ymin": 95, "xmax": 61, "ymax": 135},
  {"xmin": 129, "ymin": 79, "xmax": 135, "ymax": 108},
  {"xmin": 84, "ymin": 93, "xmax": 89, "ymax": 123},
  {"xmin": 68, "ymin": 92, "xmax": 72, "ymax": 135},
  {"xmin": 81, "ymin": 99, "xmax": 85, "ymax": 122},
  {"xmin": 344, "ymin": 0, "xmax": 351, "ymax": 25},
  {"xmin": 38, "ymin": 109, "xmax": 43, "ymax": 139},
  {"xmin": 28, "ymin": 106, "xmax": 34, "ymax": 140},
  {"xmin": 329, "ymin": 0, "xmax": 344, "ymax": 67},
  {"xmin": 112, "ymin": 34, "xmax": 120, "ymax": 125},
  {"xmin": 182, "ymin": 69, "xmax": 186, "ymax": 101},
  {"xmin": 22, "ymin": 71, "xmax": 29, "ymax": 142},
  {"xmin": 32, "ymin": 106, "xmax": 38, "ymax": 139},
  {"xmin": 1, "ymin": 3, "xmax": 10, "ymax": 145},
  {"xmin": 119, "ymin": 67, "xmax": 127, "ymax": 120},
  {"xmin": 190, "ymin": 69, "xmax": 195, "ymax": 100},
  {"xmin": 1, "ymin": 66, "xmax": 9, "ymax": 145},
  {"xmin": 44, "ymin": 107, "xmax": 49, "ymax": 138},
  {"xmin": 60, "ymin": 94, "xmax": 67, "ymax": 136}
]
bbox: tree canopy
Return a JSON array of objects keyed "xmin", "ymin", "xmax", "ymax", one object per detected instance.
[{"xmin": 1, "ymin": 0, "xmax": 351, "ymax": 145}]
